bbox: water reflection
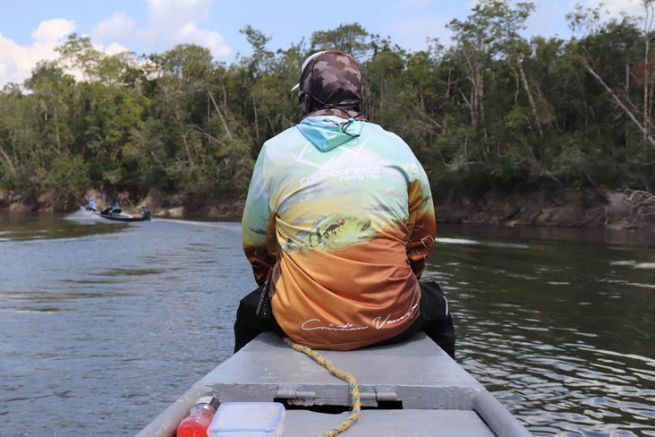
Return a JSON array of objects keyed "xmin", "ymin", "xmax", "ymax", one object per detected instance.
[
  {"xmin": 0, "ymin": 217, "xmax": 653, "ymax": 434},
  {"xmin": 0, "ymin": 214, "xmax": 246, "ymax": 434},
  {"xmin": 439, "ymin": 223, "xmax": 655, "ymax": 248},
  {"xmin": 429, "ymin": 226, "xmax": 655, "ymax": 435},
  {"xmin": 0, "ymin": 212, "xmax": 126, "ymax": 242}
]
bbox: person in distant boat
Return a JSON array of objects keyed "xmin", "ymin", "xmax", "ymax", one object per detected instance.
[
  {"xmin": 139, "ymin": 205, "xmax": 151, "ymax": 220},
  {"xmin": 112, "ymin": 201, "xmax": 122, "ymax": 214},
  {"xmin": 87, "ymin": 197, "xmax": 97, "ymax": 212},
  {"xmin": 100, "ymin": 200, "xmax": 122, "ymax": 216},
  {"xmin": 235, "ymin": 50, "xmax": 455, "ymax": 357}
]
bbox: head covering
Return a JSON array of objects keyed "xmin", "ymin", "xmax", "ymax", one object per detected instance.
[
  {"xmin": 294, "ymin": 50, "xmax": 365, "ymax": 120},
  {"xmin": 291, "ymin": 50, "xmax": 328, "ymax": 92}
]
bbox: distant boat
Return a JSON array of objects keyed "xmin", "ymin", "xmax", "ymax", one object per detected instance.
[
  {"xmin": 82, "ymin": 203, "xmax": 151, "ymax": 222},
  {"xmin": 98, "ymin": 208, "xmax": 151, "ymax": 222}
]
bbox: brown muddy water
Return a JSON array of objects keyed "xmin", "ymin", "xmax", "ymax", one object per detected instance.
[{"xmin": 0, "ymin": 212, "xmax": 654, "ymax": 435}]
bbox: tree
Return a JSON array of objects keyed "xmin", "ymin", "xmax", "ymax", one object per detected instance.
[
  {"xmin": 2, "ymin": 13, "xmax": 655, "ymax": 202},
  {"xmin": 56, "ymin": 34, "xmax": 103, "ymax": 81},
  {"xmin": 639, "ymin": 0, "xmax": 655, "ymax": 140},
  {"xmin": 310, "ymin": 23, "xmax": 370, "ymax": 60},
  {"xmin": 448, "ymin": 2, "xmax": 498, "ymax": 136}
]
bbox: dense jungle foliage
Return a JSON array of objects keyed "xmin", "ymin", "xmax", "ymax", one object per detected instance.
[{"xmin": 1, "ymin": 1, "xmax": 655, "ymax": 202}]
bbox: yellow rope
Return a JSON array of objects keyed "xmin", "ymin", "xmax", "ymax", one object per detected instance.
[{"xmin": 283, "ymin": 337, "xmax": 361, "ymax": 437}]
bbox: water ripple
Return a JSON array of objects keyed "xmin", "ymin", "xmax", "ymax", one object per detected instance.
[{"xmin": 1, "ymin": 219, "xmax": 654, "ymax": 434}]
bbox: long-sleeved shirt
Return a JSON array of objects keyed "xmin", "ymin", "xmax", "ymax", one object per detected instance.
[{"xmin": 242, "ymin": 116, "xmax": 436, "ymax": 350}]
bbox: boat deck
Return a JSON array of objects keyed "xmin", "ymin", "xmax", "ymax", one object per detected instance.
[
  {"xmin": 283, "ymin": 410, "xmax": 494, "ymax": 436},
  {"xmin": 138, "ymin": 333, "xmax": 529, "ymax": 436}
]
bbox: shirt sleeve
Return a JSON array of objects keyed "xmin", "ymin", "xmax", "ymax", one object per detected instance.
[
  {"xmin": 405, "ymin": 159, "xmax": 437, "ymax": 278},
  {"xmin": 242, "ymin": 146, "xmax": 277, "ymax": 285}
]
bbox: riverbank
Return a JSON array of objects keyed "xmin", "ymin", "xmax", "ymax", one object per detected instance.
[
  {"xmin": 0, "ymin": 189, "xmax": 244, "ymax": 220},
  {"xmin": 437, "ymin": 188, "xmax": 655, "ymax": 231},
  {"xmin": 1, "ymin": 187, "xmax": 654, "ymax": 230}
]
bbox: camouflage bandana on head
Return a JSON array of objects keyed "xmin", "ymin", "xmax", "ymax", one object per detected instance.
[{"xmin": 299, "ymin": 50, "xmax": 366, "ymax": 120}]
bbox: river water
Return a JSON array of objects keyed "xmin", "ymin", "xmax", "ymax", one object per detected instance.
[{"xmin": 1, "ymin": 212, "xmax": 654, "ymax": 435}]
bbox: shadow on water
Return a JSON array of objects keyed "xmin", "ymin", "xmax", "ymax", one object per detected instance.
[{"xmin": 430, "ymin": 225, "xmax": 655, "ymax": 435}]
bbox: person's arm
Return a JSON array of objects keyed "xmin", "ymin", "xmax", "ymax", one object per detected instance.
[
  {"xmin": 242, "ymin": 146, "xmax": 277, "ymax": 285},
  {"xmin": 405, "ymin": 160, "xmax": 437, "ymax": 279}
]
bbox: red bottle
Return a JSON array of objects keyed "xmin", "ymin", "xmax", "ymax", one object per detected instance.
[{"xmin": 176, "ymin": 396, "xmax": 218, "ymax": 437}]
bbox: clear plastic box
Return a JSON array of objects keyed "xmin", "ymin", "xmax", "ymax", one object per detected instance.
[{"xmin": 207, "ymin": 402, "xmax": 285, "ymax": 437}]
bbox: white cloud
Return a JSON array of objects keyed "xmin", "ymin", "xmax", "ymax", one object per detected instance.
[
  {"xmin": 0, "ymin": 0, "xmax": 231, "ymax": 86},
  {"xmin": 171, "ymin": 22, "xmax": 231, "ymax": 57},
  {"xmin": 0, "ymin": 19, "xmax": 136, "ymax": 86},
  {"xmin": 140, "ymin": 0, "xmax": 231, "ymax": 57},
  {"xmin": 104, "ymin": 43, "xmax": 130, "ymax": 56},
  {"xmin": 32, "ymin": 18, "xmax": 76, "ymax": 43},
  {"xmin": 0, "ymin": 19, "xmax": 76, "ymax": 85},
  {"xmin": 146, "ymin": 0, "xmax": 213, "ymax": 28},
  {"xmin": 91, "ymin": 12, "xmax": 136, "ymax": 43},
  {"xmin": 91, "ymin": 0, "xmax": 231, "ymax": 58}
]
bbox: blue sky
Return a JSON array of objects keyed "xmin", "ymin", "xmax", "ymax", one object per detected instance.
[{"xmin": 0, "ymin": 0, "xmax": 644, "ymax": 85}]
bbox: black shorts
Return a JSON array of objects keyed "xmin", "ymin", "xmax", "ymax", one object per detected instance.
[
  {"xmin": 377, "ymin": 281, "xmax": 456, "ymax": 358},
  {"xmin": 233, "ymin": 280, "xmax": 456, "ymax": 358}
]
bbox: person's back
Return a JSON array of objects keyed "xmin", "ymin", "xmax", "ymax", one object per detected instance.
[
  {"xmin": 243, "ymin": 115, "xmax": 435, "ymax": 349},
  {"xmin": 237, "ymin": 50, "xmax": 452, "ymax": 354}
]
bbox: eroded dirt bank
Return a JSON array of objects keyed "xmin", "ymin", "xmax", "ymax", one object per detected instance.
[
  {"xmin": 0, "ymin": 189, "xmax": 243, "ymax": 220},
  {"xmin": 436, "ymin": 189, "xmax": 655, "ymax": 230},
  {"xmin": 1, "ymin": 188, "xmax": 654, "ymax": 230}
]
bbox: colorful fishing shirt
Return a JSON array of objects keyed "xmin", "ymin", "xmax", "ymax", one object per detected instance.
[{"xmin": 242, "ymin": 115, "xmax": 436, "ymax": 350}]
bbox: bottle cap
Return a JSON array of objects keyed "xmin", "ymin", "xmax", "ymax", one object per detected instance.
[{"xmin": 194, "ymin": 396, "xmax": 218, "ymax": 410}]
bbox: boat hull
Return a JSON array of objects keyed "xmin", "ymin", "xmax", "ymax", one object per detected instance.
[
  {"xmin": 80, "ymin": 207, "xmax": 150, "ymax": 222},
  {"xmin": 138, "ymin": 333, "xmax": 530, "ymax": 436},
  {"xmin": 98, "ymin": 213, "xmax": 150, "ymax": 222}
]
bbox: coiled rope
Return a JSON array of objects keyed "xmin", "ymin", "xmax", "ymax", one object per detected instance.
[{"xmin": 283, "ymin": 337, "xmax": 361, "ymax": 437}]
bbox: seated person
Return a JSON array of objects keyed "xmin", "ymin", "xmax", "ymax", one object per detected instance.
[{"xmin": 235, "ymin": 50, "xmax": 455, "ymax": 357}]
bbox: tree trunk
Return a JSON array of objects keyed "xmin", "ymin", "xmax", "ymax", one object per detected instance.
[
  {"xmin": 626, "ymin": 62, "xmax": 631, "ymax": 146},
  {"xmin": 648, "ymin": 81, "xmax": 655, "ymax": 133},
  {"xmin": 51, "ymin": 101, "xmax": 62, "ymax": 155},
  {"xmin": 181, "ymin": 134, "xmax": 195, "ymax": 171},
  {"xmin": 446, "ymin": 63, "xmax": 452, "ymax": 99},
  {"xmin": 518, "ymin": 58, "xmax": 544, "ymax": 137},
  {"xmin": 643, "ymin": 0, "xmax": 654, "ymax": 141},
  {"xmin": 462, "ymin": 51, "xmax": 479, "ymax": 127},
  {"xmin": 584, "ymin": 62, "xmax": 655, "ymax": 147},
  {"xmin": 644, "ymin": 35, "xmax": 650, "ymax": 141},
  {"xmin": 478, "ymin": 68, "xmax": 488, "ymax": 139},
  {"xmin": 252, "ymin": 94, "xmax": 260, "ymax": 143},
  {"xmin": 0, "ymin": 147, "xmax": 17, "ymax": 176},
  {"xmin": 459, "ymin": 89, "xmax": 474, "ymax": 124},
  {"xmin": 208, "ymin": 90, "xmax": 233, "ymax": 141}
]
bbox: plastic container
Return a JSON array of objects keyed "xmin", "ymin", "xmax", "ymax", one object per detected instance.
[
  {"xmin": 176, "ymin": 396, "xmax": 218, "ymax": 437},
  {"xmin": 207, "ymin": 402, "xmax": 285, "ymax": 437}
]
